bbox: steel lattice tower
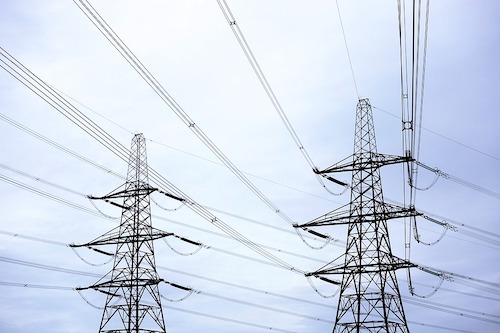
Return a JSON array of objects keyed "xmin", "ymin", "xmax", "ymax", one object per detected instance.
[
  {"xmin": 297, "ymin": 99, "xmax": 419, "ymax": 332},
  {"xmin": 72, "ymin": 133, "xmax": 176, "ymax": 333}
]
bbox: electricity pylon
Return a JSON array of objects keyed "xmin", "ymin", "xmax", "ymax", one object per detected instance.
[
  {"xmin": 72, "ymin": 133, "xmax": 183, "ymax": 333},
  {"xmin": 297, "ymin": 99, "xmax": 420, "ymax": 332}
]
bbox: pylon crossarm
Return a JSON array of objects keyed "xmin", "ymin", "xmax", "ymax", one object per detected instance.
[
  {"xmin": 318, "ymin": 153, "xmax": 410, "ymax": 174},
  {"xmin": 86, "ymin": 278, "xmax": 164, "ymax": 290},
  {"xmin": 87, "ymin": 246, "xmax": 114, "ymax": 256},
  {"xmin": 297, "ymin": 203, "xmax": 421, "ymax": 228},
  {"xmin": 75, "ymin": 285, "xmax": 119, "ymax": 297},
  {"xmin": 304, "ymin": 273, "xmax": 342, "ymax": 285},
  {"xmin": 69, "ymin": 226, "xmax": 121, "ymax": 248},
  {"xmin": 320, "ymin": 174, "xmax": 349, "ymax": 187},
  {"xmin": 422, "ymin": 214, "xmax": 456, "ymax": 230},
  {"xmin": 294, "ymin": 203, "xmax": 351, "ymax": 228},
  {"xmin": 157, "ymin": 189, "xmax": 184, "ymax": 202},
  {"xmin": 315, "ymin": 260, "xmax": 416, "ymax": 276},
  {"xmin": 88, "ymin": 187, "xmax": 184, "ymax": 211},
  {"xmin": 315, "ymin": 155, "xmax": 353, "ymax": 174},
  {"xmin": 172, "ymin": 235, "xmax": 202, "ymax": 246},
  {"xmin": 417, "ymin": 265, "xmax": 454, "ymax": 282},
  {"xmin": 303, "ymin": 227, "xmax": 332, "ymax": 240},
  {"xmin": 87, "ymin": 197, "xmax": 130, "ymax": 210},
  {"xmin": 70, "ymin": 227, "xmax": 174, "ymax": 247},
  {"xmin": 161, "ymin": 279, "xmax": 192, "ymax": 291},
  {"xmin": 92, "ymin": 186, "xmax": 158, "ymax": 200}
]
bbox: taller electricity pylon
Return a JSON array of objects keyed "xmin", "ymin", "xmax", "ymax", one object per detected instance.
[
  {"xmin": 72, "ymin": 133, "xmax": 183, "ymax": 333},
  {"xmin": 297, "ymin": 99, "xmax": 419, "ymax": 332}
]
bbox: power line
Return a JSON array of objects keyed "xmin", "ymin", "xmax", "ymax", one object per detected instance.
[
  {"xmin": 403, "ymin": 295, "xmax": 500, "ymax": 320},
  {"xmin": 2, "ymin": 172, "xmax": 494, "ymax": 294},
  {"xmin": 404, "ymin": 297, "xmax": 500, "ymax": 325},
  {"xmin": 4, "ymin": 157, "xmax": 499, "ymax": 273},
  {"xmin": 6, "ymin": 99, "xmax": 497, "ymax": 251},
  {"xmin": 0, "ymin": 278, "xmax": 481, "ymax": 333},
  {"xmin": 196, "ymin": 290, "xmax": 334, "ymax": 324},
  {"xmin": 1, "ymin": 260, "xmax": 497, "ymax": 330},
  {"xmin": 6, "ymin": 91, "xmax": 496, "ymax": 250},
  {"xmin": 71, "ymin": 0, "xmax": 315, "ymax": 230},
  {"xmin": 0, "ymin": 230, "xmax": 334, "ymax": 309},
  {"xmin": 372, "ymin": 105, "xmax": 500, "ymax": 162},
  {"xmin": 0, "ymin": 256, "xmax": 101, "ymax": 278},
  {"xmin": 3, "ymin": 224, "xmax": 499, "ymax": 306},
  {"xmin": 0, "ymin": 277, "xmax": 480, "ymax": 333},
  {"xmin": 3, "ymin": 228, "xmax": 499, "ymax": 328},
  {"xmin": 407, "ymin": 321, "xmax": 478, "ymax": 333},
  {"xmin": 0, "ymin": 46, "xmax": 305, "ymax": 274},
  {"xmin": 1, "ymin": 105, "xmax": 339, "ymax": 204},
  {"xmin": 0, "ymin": 173, "xmax": 108, "ymax": 218},
  {"xmin": 161, "ymin": 304, "xmax": 305, "ymax": 333},
  {"xmin": 0, "ymin": 113, "xmax": 124, "ymax": 180},
  {"xmin": 71, "ymin": 0, "xmax": 339, "ymax": 249},
  {"xmin": 0, "ymin": 161, "xmax": 340, "ymax": 263},
  {"xmin": 415, "ymin": 161, "xmax": 500, "ymax": 199},
  {"xmin": 0, "ymin": 281, "xmax": 74, "ymax": 290},
  {"xmin": 334, "ymin": 0, "xmax": 359, "ymax": 99},
  {"xmin": 0, "ymin": 283, "xmax": 304, "ymax": 333},
  {"xmin": 3, "ymin": 157, "xmax": 497, "ymax": 266},
  {"xmin": 216, "ymin": 0, "xmax": 349, "ymax": 196},
  {"xmin": 18, "ymin": 86, "xmax": 342, "ymax": 206},
  {"xmin": 0, "ymin": 111, "xmax": 340, "ymax": 247},
  {"xmin": 3, "ymin": 116, "xmax": 498, "ymax": 259},
  {"xmin": 0, "ymin": 256, "xmax": 327, "ymax": 327},
  {"xmin": 0, "ymin": 172, "xmax": 314, "ymax": 273},
  {"xmin": 5, "ymin": 104, "xmax": 498, "ymax": 253}
]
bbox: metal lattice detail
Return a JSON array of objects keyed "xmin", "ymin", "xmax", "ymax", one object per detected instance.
[
  {"xmin": 74, "ymin": 134, "xmax": 167, "ymax": 333},
  {"xmin": 300, "ymin": 99, "xmax": 417, "ymax": 333}
]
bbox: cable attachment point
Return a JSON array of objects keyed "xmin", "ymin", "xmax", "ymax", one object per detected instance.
[
  {"xmin": 323, "ymin": 174, "xmax": 349, "ymax": 187},
  {"xmin": 305, "ymin": 275, "xmax": 340, "ymax": 298}
]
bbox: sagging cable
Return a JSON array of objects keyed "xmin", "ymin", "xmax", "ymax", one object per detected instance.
[
  {"xmin": 413, "ymin": 215, "xmax": 454, "ymax": 245},
  {"xmin": 160, "ymin": 280, "xmax": 194, "ymax": 302},
  {"xmin": 407, "ymin": 267, "xmax": 445, "ymax": 298},
  {"xmin": 88, "ymin": 197, "xmax": 120, "ymax": 219},
  {"xmin": 76, "ymin": 288, "xmax": 105, "ymax": 309},
  {"xmin": 416, "ymin": 161, "xmax": 500, "ymax": 199},
  {"xmin": 294, "ymin": 227, "xmax": 331, "ymax": 250},
  {"xmin": 409, "ymin": 170, "xmax": 440, "ymax": 191},
  {"xmin": 69, "ymin": 245, "xmax": 114, "ymax": 266},
  {"xmin": 160, "ymin": 290, "xmax": 195, "ymax": 303},
  {"xmin": 151, "ymin": 195, "xmax": 186, "ymax": 212},
  {"xmin": 317, "ymin": 173, "xmax": 350, "ymax": 196},
  {"xmin": 162, "ymin": 235, "xmax": 203, "ymax": 256},
  {"xmin": 305, "ymin": 275, "xmax": 340, "ymax": 299}
]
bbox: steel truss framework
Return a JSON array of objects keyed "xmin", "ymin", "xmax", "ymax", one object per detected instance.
[
  {"xmin": 72, "ymin": 134, "xmax": 175, "ymax": 333},
  {"xmin": 298, "ymin": 99, "xmax": 418, "ymax": 333}
]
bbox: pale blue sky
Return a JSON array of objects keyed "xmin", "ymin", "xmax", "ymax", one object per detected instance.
[{"xmin": 1, "ymin": 1, "xmax": 499, "ymax": 333}]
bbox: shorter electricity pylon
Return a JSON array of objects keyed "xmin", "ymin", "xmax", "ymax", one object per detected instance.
[
  {"xmin": 297, "ymin": 99, "xmax": 420, "ymax": 332},
  {"xmin": 72, "ymin": 133, "xmax": 184, "ymax": 333}
]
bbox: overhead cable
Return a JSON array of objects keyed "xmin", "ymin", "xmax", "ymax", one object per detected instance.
[
  {"xmin": 0, "ymin": 279, "xmax": 483, "ymax": 333},
  {"xmin": 372, "ymin": 105, "xmax": 500, "ymax": 162},
  {"xmin": 216, "ymin": 0, "xmax": 349, "ymax": 196},
  {"xmin": 415, "ymin": 161, "xmax": 500, "ymax": 199},
  {"xmin": 0, "ymin": 164, "xmax": 338, "ymax": 265},
  {"xmin": 334, "ymin": 0, "xmax": 359, "ymax": 99},
  {"xmin": 0, "ymin": 46, "xmax": 304, "ymax": 274},
  {"xmin": 3, "ymin": 229, "xmax": 500, "ymax": 324},
  {"xmin": 0, "ymin": 229, "xmax": 333, "ymax": 309},
  {"xmin": 70, "ymin": 0, "xmax": 334, "ymax": 248}
]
